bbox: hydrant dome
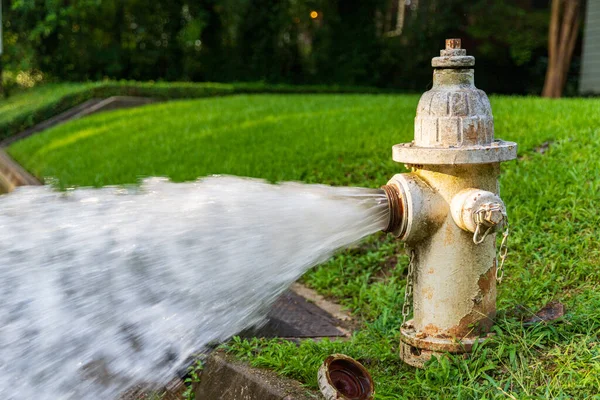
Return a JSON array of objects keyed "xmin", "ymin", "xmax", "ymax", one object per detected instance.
[
  {"xmin": 392, "ymin": 39, "xmax": 517, "ymax": 165},
  {"xmin": 415, "ymin": 87, "xmax": 494, "ymax": 147}
]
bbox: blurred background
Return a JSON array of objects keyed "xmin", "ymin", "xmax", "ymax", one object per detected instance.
[{"xmin": 0, "ymin": 0, "xmax": 595, "ymax": 97}]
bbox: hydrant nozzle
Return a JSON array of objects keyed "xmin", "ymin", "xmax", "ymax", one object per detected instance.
[
  {"xmin": 381, "ymin": 184, "xmax": 403, "ymax": 234},
  {"xmin": 384, "ymin": 39, "xmax": 517, "ymax": 368}
]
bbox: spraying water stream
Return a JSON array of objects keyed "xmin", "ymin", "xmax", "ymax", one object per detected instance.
[{"xmin": 0, "ymin": 176, "xmax": 388, "ymax": 399}]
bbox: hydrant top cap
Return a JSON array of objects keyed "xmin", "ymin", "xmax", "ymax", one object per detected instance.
[
  {"xmin": 391, "ymin": 37, "xmax": 518, "ymax": 165},
  {"xmin": 432, "ymin": 38, "xmax": 475, "ymax": 68}
]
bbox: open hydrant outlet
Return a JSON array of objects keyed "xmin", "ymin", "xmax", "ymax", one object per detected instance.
[{"xmin": 381, "ymin": 39, "xmax": 517, "ymax": 368}]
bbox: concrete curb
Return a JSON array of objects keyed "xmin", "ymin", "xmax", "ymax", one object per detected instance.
[
  {"xmin": 196, "ymin": 351, "xmax": 321, "ymax": 400},
  {"xmin": 0, "ymin": 96, "xmax": 156, "ymax": 148},
  {"xmin": 0, "ymin": 149, "xmax": 41, "ymax": 193},
  {"xmin": 0, "ymin": 96, "xmax": 156, "ymax": 194}
]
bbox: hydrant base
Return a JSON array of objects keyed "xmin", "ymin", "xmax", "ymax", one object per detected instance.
[
  {"xmin": 399, "ymin": 322, "xmax": 494, "ymax": 368},
  {"xmin": 399, "ymin": 340, "xmax": 451, "ymax": 369}
]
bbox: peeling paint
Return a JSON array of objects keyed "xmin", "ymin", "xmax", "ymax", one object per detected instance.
[{"xmin": 422, "ymin": 287, "xmax": 434, "ymax": 300}]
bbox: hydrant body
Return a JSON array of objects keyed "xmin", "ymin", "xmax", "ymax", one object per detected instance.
[{"xmin": 385, "ymin": 39, "xmax": 517, "ymax": 367}]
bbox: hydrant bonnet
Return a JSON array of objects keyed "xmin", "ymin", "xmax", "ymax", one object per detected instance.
[{"xmin": 392, "ymin": 39, "xmax": 517, "ymax": 165}]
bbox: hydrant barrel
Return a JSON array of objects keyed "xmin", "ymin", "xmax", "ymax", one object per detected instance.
[{"xmin": 387, "ymin": 39, "xmax": 517, "ymax": 368}]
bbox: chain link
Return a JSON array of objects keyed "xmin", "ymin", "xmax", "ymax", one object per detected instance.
[
  {"xmin": 473, "ymin": 202, "xmax": 505, "ymax": 244},
  {"xmin": 472, "ymin": 204, "xmax": 510, "ymax": 283},
  {"xmin": 400, "ymin": 205, "xmax": 511, "ymax": 325},
  {"xmin": 496, "ymin": 222, "xmax": 509, "ymax": 283},
  {"xmin": 401, "ymin": 244, "xmax": 415, "ymax": 326}
]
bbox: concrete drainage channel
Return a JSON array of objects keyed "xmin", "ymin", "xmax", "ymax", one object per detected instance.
[
  {"xmin": 195, "ymin": 284, "xmax": 354, "ymax": 400},
  {"xmin": 0, "ymin": 95, "xmax": 358, "ymax": 399},
  {"xmin": 0, "ymin": 96, "xmax": 156, "ymax": 148},
  {"xmin": 0, "ymin": 95, "xmax": 156, "ymax": 194}
]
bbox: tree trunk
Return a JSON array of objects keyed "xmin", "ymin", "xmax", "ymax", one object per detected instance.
[
  {"xmin": 542, "ymin": 0, "xmax": 581, "ymax": 98},
  {"xmin": 384, "ymin": 0, "xmax": 406, "ymax": 37}
]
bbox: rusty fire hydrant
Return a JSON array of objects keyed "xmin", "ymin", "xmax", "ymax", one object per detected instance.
[{"xmin": 381, "ymin": 39, "xmax": 517, "ymax": 368}]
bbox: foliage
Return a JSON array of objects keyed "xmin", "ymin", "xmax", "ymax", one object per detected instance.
[
  {"xmin": 182, "ymin": 360, "xmax": 204, "ymax": 400},
  {"xmin": 7, "ymin": 92, "xmax": 600, "ymax": 398},
  {"xmin": 466, "ymin": 0, "xmax": 551, "ymax": 95},
  {"xmin": 2, "ymin": 0, "xmax": 553, "ymax": 94}
]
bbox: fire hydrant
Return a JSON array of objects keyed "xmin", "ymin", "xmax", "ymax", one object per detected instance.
[{"xmin": 381, "ymin": 39, "xmax": 517, "ymax": 368}]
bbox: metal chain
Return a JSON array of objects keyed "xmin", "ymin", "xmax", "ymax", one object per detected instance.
[
  {"xmin": 401, "ymin": 245, "xmax": 415, "ymax": 326},
  {"xmin": 496, "ymin": 222, "xmax": 510, "ymax": 283},
  {"xmin": 471, "ymin": 202, "xmax": 511, "ymax": 283},
  {"xmin": 472, "ymin": 203, "xmax": 504, "ymax": 244},
  {"xmin": 473, "ymin": 222, "xmax": 494, "ymax": 244}
]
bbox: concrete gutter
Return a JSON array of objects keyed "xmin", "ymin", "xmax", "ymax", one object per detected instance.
[
  {"xmin": 196, "ymin": 351, "xmax": 320, "ymax": 400},
  {"xmin": 0, "ymin": 149, "xmax": 40, "ymax": 194},
  {"xmin": 118, "ymin": 284, "xmax": 351, "ymax": 399},
  {"xmin": 0, "ymin": 96, "xmax": 156, "ymax": 148},
  {"xmin": 0, "ymin": 96, "xmax": 155, "ymax": 194}
]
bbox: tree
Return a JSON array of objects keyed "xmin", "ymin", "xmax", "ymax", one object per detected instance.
[{"xmin": 542, "ymin": 0, "xmax": 581, "ymax": 98}]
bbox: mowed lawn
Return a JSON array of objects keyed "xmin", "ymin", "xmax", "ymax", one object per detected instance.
[
  {"xmin": 8, "ymin": 94, "xmax": 417, "ymax": 187},
  {"xmin": 7, "ymin": 94, "xmax": 600, "ymax": 398}
]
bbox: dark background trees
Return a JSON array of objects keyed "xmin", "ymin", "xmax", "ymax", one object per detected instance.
[{"xmin": 0, "ymin": 0, "xmax": 584, "ymax": 95}]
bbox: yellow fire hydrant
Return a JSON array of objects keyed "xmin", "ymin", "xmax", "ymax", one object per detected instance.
[{"xmin": 382, "ymin": 39, "xmax": 517, "ymax": 368}]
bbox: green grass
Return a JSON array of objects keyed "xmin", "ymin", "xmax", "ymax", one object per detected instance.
[
  {"xmin": 0, "ymin": 83, "xmax": 94, "ymax": 132},
  {"xmin": 8, "ymin": 94, "xmax": 413, "ymax": 187},
  {"xmin": 8, "ymin": 93, "xmax": 600, "ymax": 398},
  {"xmin": 0, "ymin": 81, "xmax": 386, "ymax": 142}
]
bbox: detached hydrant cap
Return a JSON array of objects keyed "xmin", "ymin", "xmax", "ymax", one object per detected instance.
[{"xmin": 317, "ymin": 354, "xmax": 374, "ymax": 400}]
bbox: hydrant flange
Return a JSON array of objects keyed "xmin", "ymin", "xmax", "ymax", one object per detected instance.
[{"xmin": 392, "ymin": 139, "xmax": 517, "ymax": 165}]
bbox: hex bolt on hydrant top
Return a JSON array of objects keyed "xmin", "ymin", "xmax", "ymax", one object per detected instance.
[{"xmin": 382, "ymin": 39, "xmax": 517, "ymax": 368}]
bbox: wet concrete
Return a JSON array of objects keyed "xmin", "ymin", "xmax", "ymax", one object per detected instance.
[
  {"xmin": 196, "ymin": 351, "xmax": 320, "ymax": 400},
  {"xmin": 0, "ymin": 149, "xmax": 40, "ymax": 194},
  {"xmin": 121, "ymin": 286, "xmax": 349, "ymax": 399}
]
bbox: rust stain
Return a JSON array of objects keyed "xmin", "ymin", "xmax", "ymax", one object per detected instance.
[
  {"xmin": 427, "ymin": 268, "xmax": 435, "ymax": 275},
  {"xmin": 422, "ymin": 324, "xmax": 440, "ymax": 335},
  {"xmin": 445, "ymin": 312, "xmax": 487, "ymax": 338},
  {"xmin": 446, "ymin": 38, "xmax": 461, "ymax": 49},
  {"xmin": 443, "ymin": 223, "xmax": 454, "ymax": 246},
  {"xmin": 477, "ymin": 262, "xmax": 495, "ymax": 293},
  {"xmin": 422, "ymin": 287, "xmax": 434, "ymax": 300},
  {"xmin": 442, "ymin": 265, "xmax": 497, "ymax": 338},
  {"xmin": 437, "ymin": 260, "xmax": 496, "ymax": 338},
  {"xmin": 479, "ymin": 262, "xmax": 497, "ymax": 319},
  {"xmin": 463, "ymin": 121, "xmax": 478, "ymax": 144}
]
